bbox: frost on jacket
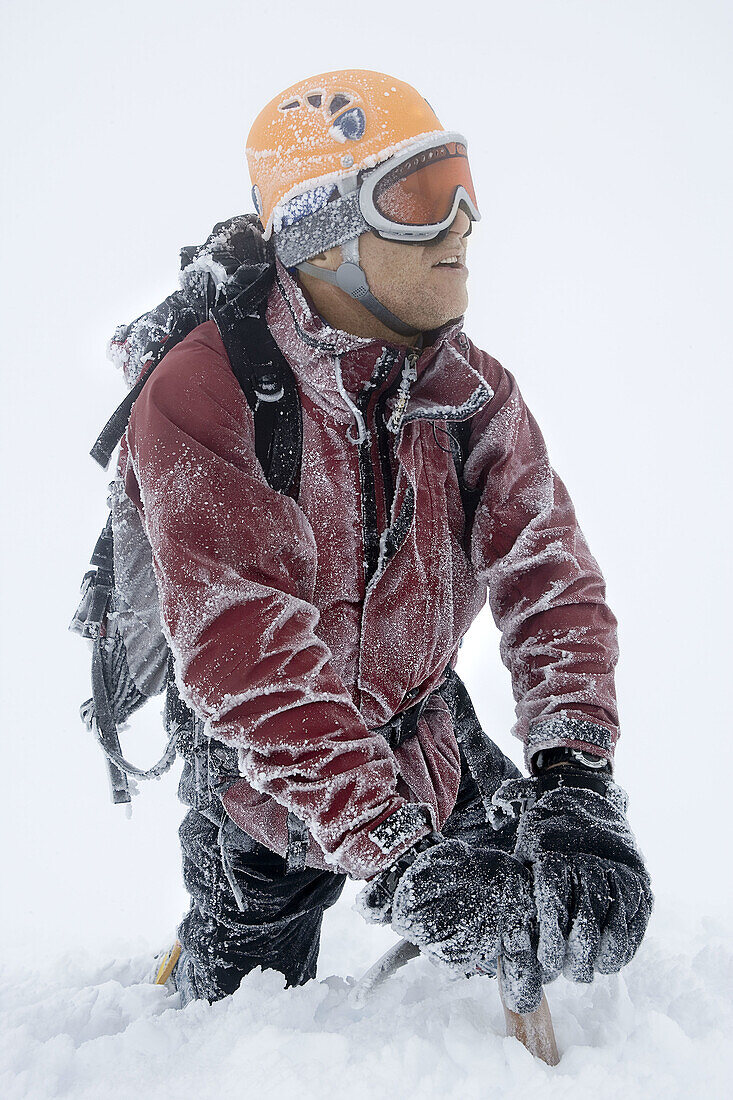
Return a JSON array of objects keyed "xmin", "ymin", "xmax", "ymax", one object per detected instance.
[{"xmin": 121, "ymin": 264, "xmax": 619, "ymax": 878}]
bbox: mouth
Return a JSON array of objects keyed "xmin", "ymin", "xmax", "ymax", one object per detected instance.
[{"xmin": 431, "ymin": 254, "xmax": 467, "ymax": 272}]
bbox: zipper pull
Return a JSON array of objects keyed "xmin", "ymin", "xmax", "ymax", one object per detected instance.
[{"xmin": 386, "ymin": 347, "xmax": 419, "ymax": 435}]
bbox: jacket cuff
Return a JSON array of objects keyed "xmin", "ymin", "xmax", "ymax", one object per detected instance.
[
  {"xmin": 326, "ymin": 802, "xmax": 435, "ymax": 880},
  {"xmin": 525, "ymin": 715, "xmax": 615, "ymax": 768}
]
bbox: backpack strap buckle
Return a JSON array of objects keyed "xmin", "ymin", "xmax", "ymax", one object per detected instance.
[
  {"xmin": 253, "ymin": 371, "xmax": 285, "ymax": 403},
  {"xmin": 69, "ymin": 515, "xmax": 115, "ymax": 639}
]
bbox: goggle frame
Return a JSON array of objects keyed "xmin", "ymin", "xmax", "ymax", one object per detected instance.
[{"xmin": 357, "ymin": 131, "xmax": 480, "ymax": 244}]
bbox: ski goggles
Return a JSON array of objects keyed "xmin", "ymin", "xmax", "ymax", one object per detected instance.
[{"xmin": 358, "ymin": 132, "xmax": 480, "ymax": 243}]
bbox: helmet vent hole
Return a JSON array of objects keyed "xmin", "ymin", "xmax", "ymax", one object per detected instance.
[
  {"xmin": 279, "ymin": 99, "xmax": 301, "ymax": 111},
  {"xmin": 331, "ymin": 106, "xmax": 366, "ymax": 141},
  {"xmin": 329, "ymin": 94, "xmax": 352, "ymax": 116},
  {"xmin": 306, "ymin": 93, "xmax": 323, "ymax": 108}
]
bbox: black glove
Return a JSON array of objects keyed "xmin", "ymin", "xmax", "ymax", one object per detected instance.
[
  {"xmin": 356, "ymin": 836, "xmax": 543, "ymax": 1012},
  {"xmin": 490, "ymin": 767, "xmax": 653, "ymax": 985}
]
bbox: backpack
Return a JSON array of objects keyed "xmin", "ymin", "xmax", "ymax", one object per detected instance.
[{"xmin": 71, "ymin": 215, "xmax": 477, "ymax": 808}]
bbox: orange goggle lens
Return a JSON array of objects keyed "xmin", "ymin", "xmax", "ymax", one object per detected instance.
[{"xmin": 371, "ymin": 142, "xmax": 479, "ymax": 227}]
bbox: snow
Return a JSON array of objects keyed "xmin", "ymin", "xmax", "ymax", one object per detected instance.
[{"xmin": 1, "ymin": 891, "xmax": 730, "ymax": 1100}]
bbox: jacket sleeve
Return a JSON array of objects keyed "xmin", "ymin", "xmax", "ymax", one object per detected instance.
[
  {"xmin": 464, "ymin": 347, "xmax": 620, "ymax": 768},
  {"xmin": 123, "ymin": 324, "xmax": 432, "ymax": 877}
]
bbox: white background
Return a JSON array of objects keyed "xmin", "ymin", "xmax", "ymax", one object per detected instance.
[{"xmin": 1, "ymin": 0, "xmax": 731, "ymax": 969}]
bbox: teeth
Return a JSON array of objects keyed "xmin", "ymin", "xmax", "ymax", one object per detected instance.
[{"xmin": 437, "ymin": 256, "xmax": 459, "ymax": 265}]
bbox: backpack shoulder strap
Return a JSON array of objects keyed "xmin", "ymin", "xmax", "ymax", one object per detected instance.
[{"xmin": 212, "ymin": 272, "xmax": 303, "ymax": 496}]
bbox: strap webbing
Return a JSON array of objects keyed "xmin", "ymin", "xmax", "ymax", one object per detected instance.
[
  {"xmin": 90, "ymin": 640, "xmax": 132, "ymax": 804},
  {"xmin": 90, "ymin": 637, "xmax": 179, "ymax": 786},
  {"xmin": 212, "ymin": 283, "xmax": 302, "ymax": 496}
]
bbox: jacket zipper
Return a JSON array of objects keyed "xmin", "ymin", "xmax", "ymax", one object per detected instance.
[
  {"xmin": 355, "ymin": 347, "xmax": 402, "ymax": 587},
  {"xmin": 373, "ymin": 345, "xmax": 418, "ymax": 524},
  {"xmin": 353, "ymin": 345, "xmax": 421, "ymax": 713},
  {"xmin": 386, "ymin": 347, "xmax": 419, "ymax": 435}
]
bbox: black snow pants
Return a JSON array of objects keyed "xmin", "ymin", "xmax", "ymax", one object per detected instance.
[{"xmin": 173, "ymin": 669, "xmax": 521, "ymax": 1004}]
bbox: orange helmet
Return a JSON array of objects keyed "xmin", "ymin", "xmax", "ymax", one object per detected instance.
[{"xmin": 246, "ymin": 69, "xmax": 446, "ymax": 239}]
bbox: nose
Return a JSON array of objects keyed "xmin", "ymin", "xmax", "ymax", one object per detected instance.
[{"xmin": 448, "ymin": 207, "xmax": 472, "ymax": 239}]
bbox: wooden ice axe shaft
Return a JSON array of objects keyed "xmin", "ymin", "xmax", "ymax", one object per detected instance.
[
  {"xmin": 352, "ymin": 939, "xmax": 559, "ymax": 1067},
  {"xmin": 497, "ymin": 957, "xmax": 559, "ymax": 1066}
]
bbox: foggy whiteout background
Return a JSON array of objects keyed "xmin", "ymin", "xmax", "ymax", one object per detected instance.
[{"xmin": 1, "ymin": 2, "xmax": 731, "ymax": 1096}]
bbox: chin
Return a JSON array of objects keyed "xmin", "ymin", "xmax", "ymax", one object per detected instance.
[
  {"xmin": 409, "ymin": 299, "xmax": 467, "ymax": 332},
  {"xmin": 380, "ymin": 279, "xmax": 468, "ymax": 333},
  {"xmin": 429, "ymin": 289, "xmax": 468, "ymax": 327}
]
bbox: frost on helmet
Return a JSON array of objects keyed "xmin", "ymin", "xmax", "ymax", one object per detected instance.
[{"xmin": 246, "ymin": 69, "xmax": 447, "ymax": 238}]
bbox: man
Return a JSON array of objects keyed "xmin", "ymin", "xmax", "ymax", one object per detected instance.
[{"xmin": 124, "ymin": 70, "xmax": 652, "ymax": 1009}]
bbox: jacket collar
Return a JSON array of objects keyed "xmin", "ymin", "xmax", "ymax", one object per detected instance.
[{"xmin": 266, "ymin": 259, "xmax": 493, "ymax": 422}]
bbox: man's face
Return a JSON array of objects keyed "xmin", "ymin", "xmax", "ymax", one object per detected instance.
[
  {"xmin": 357, "ymin": 207, "xmax": 471, "ymax": 331},
  {"xmin": 300, "ymin": 206, "xmax": 473, "ymax": 339}
]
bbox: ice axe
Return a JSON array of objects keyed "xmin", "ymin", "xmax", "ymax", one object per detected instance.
[{"xmin": 351, "ymin": 938, "xmax": 560, "ymax": 1066}]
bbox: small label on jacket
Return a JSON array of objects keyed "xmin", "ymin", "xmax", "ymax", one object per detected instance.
[{"xmin": 369, "ymin": 804, "xmax": 427, "ymax": 854}]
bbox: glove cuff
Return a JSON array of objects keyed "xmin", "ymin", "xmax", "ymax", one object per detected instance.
[
  {"xmin": 535, "ymin": 764, "xmax": 612, "ymax": 799},
  {"xmin": 490, "ymin": 770, "xmax": 630, "ymax": 827}
]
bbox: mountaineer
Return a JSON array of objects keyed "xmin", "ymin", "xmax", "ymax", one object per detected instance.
[{"xmin": 91, "ymin": 70, "xmax": 651, "ymax": 1007}]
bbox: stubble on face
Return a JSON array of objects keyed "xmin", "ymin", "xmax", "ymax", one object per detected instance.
[{"xmin": 358, "ymin": 219, "xmax": 470, "ymax": 332}]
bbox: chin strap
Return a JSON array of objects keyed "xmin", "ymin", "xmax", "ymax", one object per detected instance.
[{"xmin": 297, "ymin": 241, "xmax": 420, "ymax": 340}]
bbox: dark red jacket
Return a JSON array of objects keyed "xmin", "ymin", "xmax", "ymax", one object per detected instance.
[{"xmin": 121, "ymin": 261, "xmax": 619, "ymax": 878}]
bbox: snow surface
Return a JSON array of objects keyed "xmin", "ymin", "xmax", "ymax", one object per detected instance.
[{"xmin": 1, "ymin": 889, "xmax": 730, "ymax": 1100}]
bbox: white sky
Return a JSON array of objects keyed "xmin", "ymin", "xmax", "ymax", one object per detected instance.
[{"xmin": 0, "ymin": 0, "xmax": 731, "ymax": 961}]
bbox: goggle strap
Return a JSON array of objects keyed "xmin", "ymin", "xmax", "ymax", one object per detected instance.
[{"xmin": 275, "ymin": 191, "xmax": 369, "ymax": 267}]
